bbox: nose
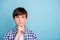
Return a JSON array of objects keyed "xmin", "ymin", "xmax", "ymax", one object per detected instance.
[
  {"xmin": 19, "ymin": 18, "xmax": 21, "ymax": 22},
  {"xmin": 19, "ymin": 18, "xmax": 22, "ymax": 22}
]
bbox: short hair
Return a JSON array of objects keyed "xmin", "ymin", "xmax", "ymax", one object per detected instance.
[{"xmin": 13, "ymin": 7, "xmax": 27, "ymax": 18}]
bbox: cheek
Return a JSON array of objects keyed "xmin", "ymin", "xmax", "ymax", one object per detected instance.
[
  {"xmin": 22, "ymin": 19, "xmax": 26, "ymax": 23},
  {"xmin": 14, "ymin": 19, "xmax": 19, "ymax": 24}
]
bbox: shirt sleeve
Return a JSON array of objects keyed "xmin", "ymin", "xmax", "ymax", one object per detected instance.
[
  {"xmin": 33, "ymin": 33, "xmax": 38, "ymax": 40},
  {"xmin": 3, "ymin": 33, "xmax": 9, "ymax": 40},
  {"xmin": 3, "ymin": 32, "xmax": 12, "ymax": 40}
]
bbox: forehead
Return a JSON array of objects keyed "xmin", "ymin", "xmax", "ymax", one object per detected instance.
[{"xmin": 16, "ymin": 14, "xmax": 26, "ymax": 17}]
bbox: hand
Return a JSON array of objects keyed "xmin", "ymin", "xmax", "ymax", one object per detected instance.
[
  {"xmin": 14, "ymin": 25, "xmax": 25, "ymax": 40},
  {"xmin": 16, "ymin": 25, "xmax": 25, "ymax": 34}
]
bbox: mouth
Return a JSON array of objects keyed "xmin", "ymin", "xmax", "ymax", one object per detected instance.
[{"xmin": 18, "ymin": 23, "xmax": 22, "ymax": 24}]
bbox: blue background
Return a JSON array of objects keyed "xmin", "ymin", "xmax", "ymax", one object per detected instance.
[{"xmin": 0, "ymin": 0, "xmax": 60, "ymax": 40}]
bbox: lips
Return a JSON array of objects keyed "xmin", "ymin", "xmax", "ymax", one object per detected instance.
[
  {"xmin": 19, "ymin": 23, "xmax": 22, "ymax": 24},
  {"xmin": 18, "ymin": 22, "xmax": 22, "ymax": 24}
]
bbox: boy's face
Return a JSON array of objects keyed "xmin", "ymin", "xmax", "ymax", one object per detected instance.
[{"xmin": 14, "ymin": 14, "xmax": 26, "ymax": 26}]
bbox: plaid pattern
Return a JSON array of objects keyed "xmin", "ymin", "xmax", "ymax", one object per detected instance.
[{"xmin": 3, "ymin": 27, "xmax": 37, "ymax": 40}]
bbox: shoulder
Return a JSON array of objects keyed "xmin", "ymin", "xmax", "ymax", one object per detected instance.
[
  {"xmin": 3, "ymin": 28, "xmax": 16, "ymax": 40},
  {"xmin": 25, "ymin": 28, "xmax": 38, "ymax": 40}
]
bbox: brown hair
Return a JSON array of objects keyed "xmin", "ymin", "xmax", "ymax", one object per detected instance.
[{"xmin": 13, "ymin": 7, "xmax": 27, "ymax": 18}]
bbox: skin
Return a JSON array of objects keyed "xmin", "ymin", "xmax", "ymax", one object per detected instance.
[{"xmin": 14, "ymin": 14, "xmax": 27, "ymax": 40}]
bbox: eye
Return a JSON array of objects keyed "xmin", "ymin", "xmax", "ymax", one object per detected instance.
[
  {"xmin": 16, "ymin": 16, "xmax": 19, "ymax": 18},
  {"xmin": 22, "ymin": 16, "xmax": 24, "ymax": 18}
]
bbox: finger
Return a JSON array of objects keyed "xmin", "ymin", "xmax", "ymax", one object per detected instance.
[{"xmin": 21, "ymin": 31, "xmax": 22, "ymax": 33}]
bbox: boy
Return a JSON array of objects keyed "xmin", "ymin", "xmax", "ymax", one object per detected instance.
[{"xmin": 3, "ymin": 7, "xmax": 37, "ymax": 40}]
